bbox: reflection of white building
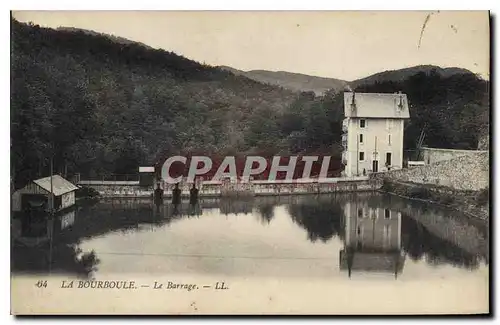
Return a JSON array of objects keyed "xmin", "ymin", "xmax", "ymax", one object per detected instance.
[
  {"xmin": 60, "ymin": 210, "xmax": 76, "ymax": 230},
  {"xmin": 12, "ymin": 208, "xmax": 76, "ymax": 247},
  {"xmin": 340, "ymin": 201, "xmax": 405, "ymax": 277},
  {"xmin": 342, "ymin": 92, "xmax": 410, "ymax": 177},
  {"xmin": 12, "ymin": 217, "xmax": 54, "ymax": 247}
]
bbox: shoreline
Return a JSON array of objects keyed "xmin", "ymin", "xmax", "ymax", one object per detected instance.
[{"xmin": 378, "ymin": 179, "xmax": 489, "ymax": 223}]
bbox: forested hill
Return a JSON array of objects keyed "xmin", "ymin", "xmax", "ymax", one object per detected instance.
[
  {"xmin": 218, "ymin": 65, "xmax": 478, "ymax": 96},
  {"xmin": 219, "ymin": 66, "xmax": 348, "ymax": 95},
  {"xmin": 11, "ymin": 19, "xmax": 300, "ymax": 187},
  {"xmin": 11, "ymin": 19, "xmax": 489, "ymax": 189},
  {"xmin": 349, "ymin": 65, "xmax": 478, "ymax": 89},
  {"xmin": 353, "ymin": 71, "xmax": 489, "ymax": 153}
]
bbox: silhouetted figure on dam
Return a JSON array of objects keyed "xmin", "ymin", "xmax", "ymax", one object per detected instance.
[
  {"xmin": 154, "ymin": 182, "xmax": 164, "ymax": 207},
  {"xmin": 172, "ymin": 183, "xmax": 181, "ymax": 205},
  {"xmin": 189, "ymin": 183, "xmax": 199, "ymax": 205},
  {"xmin": 189, "ymin": 183, "xmax": 200, "ymax": 216},
  {"xmin": 172, "ymin": 203, "xmax": 180, "ymax": 216}
]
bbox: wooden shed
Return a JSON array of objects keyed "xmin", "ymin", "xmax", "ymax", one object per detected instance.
[{"xmin": 11, "ymin": 175, "xmax": 79, "ymax": 214}]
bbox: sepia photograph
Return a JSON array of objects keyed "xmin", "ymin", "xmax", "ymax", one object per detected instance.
[{"xmin": 9, "ymin": 9, "xmax": 490, "ymax": 315}]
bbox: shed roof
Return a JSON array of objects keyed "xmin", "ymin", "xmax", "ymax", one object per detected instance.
[
  {"xmin": 344, "ymin": 92, "xmax": 410, "ymax": 119},
  {"xmin": 33, "ymin": 175, "xmax": 79, "ymax": 196}
]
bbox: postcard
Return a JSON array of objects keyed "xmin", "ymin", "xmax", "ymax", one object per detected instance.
[{"xmin": 10, "ymin": 10, "xmax": 490, "ymax": 315}]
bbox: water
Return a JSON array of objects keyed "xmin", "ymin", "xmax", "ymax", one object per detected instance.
[{"xmin": 11, "ymin": 192, "xmax": 488, "ymax": 280}]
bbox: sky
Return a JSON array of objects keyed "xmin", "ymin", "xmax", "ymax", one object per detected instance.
[{"xmin": 12, "ymin": 10, "xmax": 490, "ymax": 81}]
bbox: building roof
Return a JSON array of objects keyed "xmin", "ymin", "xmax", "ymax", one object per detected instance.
[
  {"xmin": 340, "ymin": 250, "xmax": 405, "ymax": 274},
  {"xmin": 344, "ymin": 92, "xmax": 410, "ymax": 119},
  {"xmin": 33, "ymin": 175, "xmax": 79, "ymax": 196}
]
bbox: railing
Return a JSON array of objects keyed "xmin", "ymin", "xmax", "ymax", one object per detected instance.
[
  {"xmin": 76, "ymin": 174, "xmax": 139, "ymax": 183},
  {"xmin": 78, "ymin": 180, "xmax": 140, "ymax": 186}
]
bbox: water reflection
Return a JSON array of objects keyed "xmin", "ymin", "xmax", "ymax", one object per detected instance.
[
  {"xmin": 401, "ymin": 213, "xmax": 484, "ymax": 269},
  {"xmin": 287, "ymin": 197, "xmax": 344, "ymax": 243},
  {"xmin": 11, "ymin": 209, "xmax": 100, "ymax": 278},
  {"xmin": 256, "ymin": 202, "xmax": 275, "ymax": 224},
  {"xmin": 339, "ymin": 200, "xmax": 404, "ymax": 277},
  {"xmin": 11, "ymin": 193, "xmax": 488, "ymax": 278}
]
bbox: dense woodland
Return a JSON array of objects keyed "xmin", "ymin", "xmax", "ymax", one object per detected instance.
[
  {"xmin": 355, "ymin": 72, "xmax": 490, "ymax": 154},
  {"xmin": 11, "ymin": 19, "xmax": 490, "ymax": 189}
]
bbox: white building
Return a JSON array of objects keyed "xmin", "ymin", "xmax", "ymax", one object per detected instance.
[{"xmin": 342, "ymin": 92, "xmax": 410, "ymax": 177}]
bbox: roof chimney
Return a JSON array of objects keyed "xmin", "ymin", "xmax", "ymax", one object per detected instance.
[
  {"xmin": 350, "ymin": 92, "xmax": 357, "ymax": 113},
  {"xmin": 398, "ymin": 93, "xmax": 404, "ymax": 110}
]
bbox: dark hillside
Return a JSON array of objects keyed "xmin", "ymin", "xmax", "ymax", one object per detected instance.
[
  {"xmin": 11, "ymin": 19, "xmax": 489, "ymax": 188},
  {"xmin": 11, "ymin": 19, "xmax": 299, "ymax": 186}
]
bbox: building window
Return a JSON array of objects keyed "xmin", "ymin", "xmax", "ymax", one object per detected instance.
[
  {"xmin": 357, "ymin": 208, "xmax": 363, "ymax": 218},
  {"xmin": 386, "ymin": 152, "xmax": 392, "ymax": 166},
  {"xmin": 359, "ymin": 152, "xmax": 365, "ymax": 161},
  {"xmin": 357, "ymin": 226, "xmax": 362, "ymax": 235},
  {"xmin": 384, "ymin": 209, "xmax": 391, "ymax": 219},
  {"xmin": 359, "ymin": 134, "xmax": 364, "ymax": 144},
  {"xmin": 359, "ymin": 119, "xmax": 366, "ymax": 128},
  {"xmin": 388, "ymin": 134, "xmax": 391, "ymax": 146},
  {"xmin": 387, "ymin": 119, "xmax": 394, "ymax": 129}
]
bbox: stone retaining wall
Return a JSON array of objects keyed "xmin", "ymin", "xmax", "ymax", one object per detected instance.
[
  {"xmin": 420, "ymin": 147, "xmax": 488, "ymax": 165},
  {"xmin": 384, "ymin": 151, "xmax": 489, "ymax": 191}
]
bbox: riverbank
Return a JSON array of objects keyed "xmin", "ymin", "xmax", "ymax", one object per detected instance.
[{"xmin": 379, "ymin": 179, "xmax": 489, "ymax": 222}]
